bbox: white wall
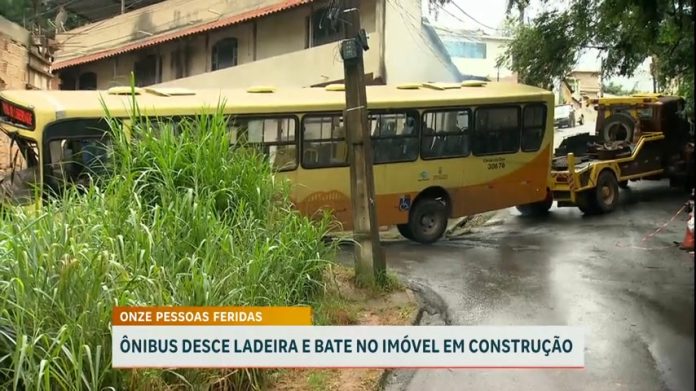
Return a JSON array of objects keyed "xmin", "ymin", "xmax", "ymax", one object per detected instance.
[
  {"xmin": 448, "ymin": 37, "xmax": 514, "ymax": 81},
  {"xmin": 383, "ymin": 0, "xmax": 458, "ymax": 83}
]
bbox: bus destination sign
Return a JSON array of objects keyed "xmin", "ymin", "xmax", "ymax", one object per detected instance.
[{"xmin": 0, "ymin": 100, "xmax": 35, "ymax": 130}]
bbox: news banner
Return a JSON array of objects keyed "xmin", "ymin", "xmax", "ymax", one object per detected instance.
[{"xmin": 112, "ymin": 306, "xmax": 584, "ymax": 368}]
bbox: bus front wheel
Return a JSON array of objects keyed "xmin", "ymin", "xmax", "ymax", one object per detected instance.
[
  {"xmin": 407, "ymin": 198, "xmax": 448, "ymax": 244},
  {"xmin": 396, "ymin": 224, "xmax": 414, "ymax": 240}
]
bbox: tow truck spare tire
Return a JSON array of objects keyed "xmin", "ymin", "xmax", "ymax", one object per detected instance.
[{"xmin": 601, "ymin": 113, "xmax": 635, "ymax": 143}]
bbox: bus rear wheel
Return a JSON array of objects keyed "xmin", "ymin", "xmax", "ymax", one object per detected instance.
[
  {"xmin": 407, "ymin": 198, "xmax": 448, "ymax": 244},
  {"xmin": 515, "ymin": 191, "xmax": 553, "ymax": 217}
]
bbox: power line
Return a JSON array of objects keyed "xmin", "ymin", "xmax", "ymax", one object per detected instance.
[
  {"xmin": 57, "ymin": 0, "xmax": 202, "ymax": 47},
  {"xmin": 27, "ymin": 0, "xmax": 82, "ymax": 22},
  {"xmin": 449, "ymin": 1, "xmax": 499, "ymax": 31},
  {"xmin": 431, "ymin": 0, "xmax": 502, "ymax": 33},
  {"xmin": 385, "ymin": 0, "xmax": 463, "ymax": 77}
]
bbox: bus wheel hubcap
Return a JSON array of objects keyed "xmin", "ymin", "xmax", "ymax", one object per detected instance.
[{"xmin": 421, "ymin": 215, "xmax": 437, "ymax": 233}]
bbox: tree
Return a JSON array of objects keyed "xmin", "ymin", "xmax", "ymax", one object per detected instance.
[
  {"xmin": 516, "ymin": 0, "xmax": 692, "ymax": 113},
  {"xmin": 430, "ymin": 0, "xmax": 695, "ymax": 116},
  {"xmin": 0, "ymin": 0, "xmax": 86, "ymax": 32},
  {"xmin": 505, "ymin": 0, "xmax": 530, "ymax": 23},
  {"xmin": 496, "ymin": 10, "xmax": 582, "ymax": 90}
]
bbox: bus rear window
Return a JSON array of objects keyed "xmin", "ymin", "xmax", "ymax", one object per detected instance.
[{"xmin": 0, "ymin": 99, "xmax": 35, "ymax": 130}]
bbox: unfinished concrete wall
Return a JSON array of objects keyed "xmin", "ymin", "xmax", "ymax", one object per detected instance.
[
  {"xmin": 0, "ymin": 16, "xmax": 30, "ymax": 175},
  {"xmin": 0, "ymin": 15, "xmax": 30, "ymax": 90}
]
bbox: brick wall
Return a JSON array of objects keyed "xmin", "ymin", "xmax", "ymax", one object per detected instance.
[
  {"xmin": 0, "ymin": 16, "xmax": 30, "ymax": 90},
  {"xmin": 0, "ymin": 37, "xmax": 30, "ymax": 89},
  {"xmin": 0, "ymin": 16, "xmax": 31, "ymax": 175}
]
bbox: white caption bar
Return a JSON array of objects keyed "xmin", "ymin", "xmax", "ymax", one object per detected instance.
[{"xmin": 112, "ymin": 326, "xmax": 584, "ymax": 368}]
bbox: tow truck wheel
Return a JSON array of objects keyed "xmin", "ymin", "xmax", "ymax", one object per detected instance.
[{"xmin": 594, "ymin": 170, "xmax": 620, "ymax": 213}]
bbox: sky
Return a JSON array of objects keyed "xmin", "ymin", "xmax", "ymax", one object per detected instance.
[{"xmin": 422, "ymin": 0, "xmax": 654, "ymax": 91}]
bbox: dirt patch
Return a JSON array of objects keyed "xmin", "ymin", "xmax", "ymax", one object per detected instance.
[
  {"xmin": 330, "ymin": 212, "xmax": 500, "ymax": 242},
  {"xmin": 445, "ymin": 211, "xmax": 498, "ymax": 238},
  {"xmin": 266, "ymin": 264, "xmax": 419, "ymax": 391}
]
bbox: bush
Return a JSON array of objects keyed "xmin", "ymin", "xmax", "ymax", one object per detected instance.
[{"xmin": 0, "ymin": 105, "xmax": 334, "ymax": 390}]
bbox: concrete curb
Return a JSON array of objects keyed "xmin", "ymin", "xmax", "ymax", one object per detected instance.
[{"xmin": 377, "ymin": 279, "xmax": 452, "ymax": 391}]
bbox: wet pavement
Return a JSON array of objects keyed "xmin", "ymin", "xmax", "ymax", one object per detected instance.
[{"xmin": 339, "ymin": 180, "xmax": 694, "ymax": 391}]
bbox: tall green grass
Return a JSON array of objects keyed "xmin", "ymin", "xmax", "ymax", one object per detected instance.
[{"xmin": 0, "ymin": 104, "xmax": 334, "ymax": 390}]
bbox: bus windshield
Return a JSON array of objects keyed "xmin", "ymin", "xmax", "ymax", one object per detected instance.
[{"xmin": 0, "ymin": 132, "xmax": 40, "ymax": 206}]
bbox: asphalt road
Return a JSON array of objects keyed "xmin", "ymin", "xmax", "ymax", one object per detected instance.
[{"xmin": 340, "ymin": 179, "xmax": 694, "ymax": 391}]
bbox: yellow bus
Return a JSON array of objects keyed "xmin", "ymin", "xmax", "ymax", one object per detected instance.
[{"xmin": 0, "ymin": 81, "xmax": 555, "ymax": 243}]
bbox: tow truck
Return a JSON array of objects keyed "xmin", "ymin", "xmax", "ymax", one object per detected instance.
[{"xmin": 550, "ymin": 94, "xmax": 694, "ymax": 214}]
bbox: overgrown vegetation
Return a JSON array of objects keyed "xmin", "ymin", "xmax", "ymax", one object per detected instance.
[
  {"xmin": 0, "ymin": 102, "xmax": 335, "ymax": 389},
  {"xmin": 0, "ymin": 0, "xmax": 87, "ymax": 32}
]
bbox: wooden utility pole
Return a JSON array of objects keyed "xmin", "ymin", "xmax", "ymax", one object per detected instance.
[{"xmin": 338, "ymin": 0, "xmax": 386, "ymax": 286}]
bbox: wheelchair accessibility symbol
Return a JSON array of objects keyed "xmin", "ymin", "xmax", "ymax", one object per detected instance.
[{"xmin": 399, "ymin": 195, "xmax": 411, "ymax": 211}]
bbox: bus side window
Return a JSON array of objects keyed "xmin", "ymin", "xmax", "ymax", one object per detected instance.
[
  {"xmin": 421, "ymin": 109, "xmax": 471, "ymax": 160},
  {"xmin": 229, "ymin": 116, "xmax": 298, "ymax": 171},
  {"xmin": 522, "ymin": 104, "xmax": 546, "ymax": 152},
  {"xmin": 473, "ymin": 106, "xmax": 520, "ymax": 156},
  {"xmin": 133, "ymin": 116, "xmax": 187, "ymax": 140},
  {"xmin": 302, "ymin": 115, "xmax": 347, "ymax": 168},
  {"xmin": 369, "ymin": 111, "xmax": 419, "ymax": 164}
]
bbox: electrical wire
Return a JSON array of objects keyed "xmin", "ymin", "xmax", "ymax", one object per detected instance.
[
  {"xmin": 385, "ymin": 0, "xmax": 463, "ymax": 77},
  {"xmin": 448, "ymin": 1, "xmax": 501, "ymax": 32},
  {"xmin": 26, "ymin": 0, "xmax": 82, "ymax": 22}
]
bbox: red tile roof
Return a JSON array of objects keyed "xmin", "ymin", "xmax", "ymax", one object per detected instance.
[{"xmin": 52, "ymin": 0, "xmax": 312, "ymax": 71}]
